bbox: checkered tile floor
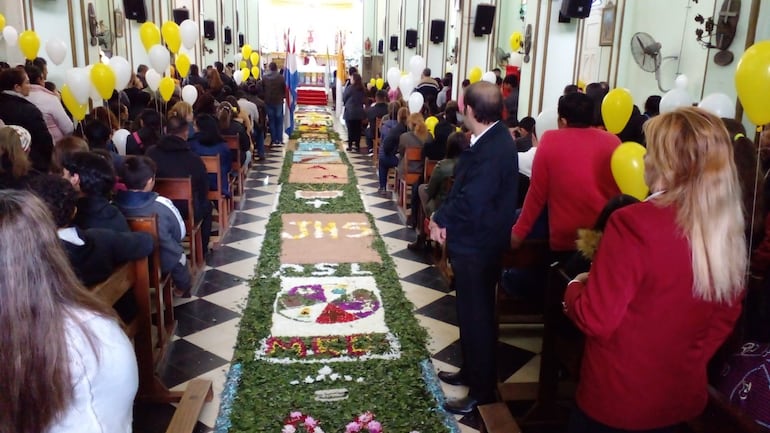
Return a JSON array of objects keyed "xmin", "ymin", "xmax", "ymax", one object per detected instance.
[{"xmin": 134, "ymin": 129, "xmax": 542, "ymax": 433}]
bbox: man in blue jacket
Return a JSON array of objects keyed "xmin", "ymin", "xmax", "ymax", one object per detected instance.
[{"xmin": 429, "ymin": 81, "xmax": 519, "ymax": 414}]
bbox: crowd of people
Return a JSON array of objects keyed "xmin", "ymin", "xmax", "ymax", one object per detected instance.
[
  {"xmin": 349, "ymin": 65, "xmax": 768, "ymax": 432},
  {"xmin": 2, "ymin": 47, "xmax": 769, "ymax": 433},
  {"xmin": 0, "ymin": 55, "xmax": 295, "ymax": 433}
]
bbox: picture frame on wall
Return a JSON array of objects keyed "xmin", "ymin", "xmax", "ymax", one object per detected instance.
[
  {"xmin": 599, "ymin": 2, "xmax": 616, "ymax": 46},
  {"xmin": 114, "ymin": 8, "xmax": 124, "ymax": 38}
]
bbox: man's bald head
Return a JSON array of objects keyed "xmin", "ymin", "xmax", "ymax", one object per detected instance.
[{"xmin": 464, "ymin": 81, "xmax": 503, "ymax": 125}]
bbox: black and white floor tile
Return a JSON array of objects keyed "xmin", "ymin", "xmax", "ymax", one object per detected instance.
[{"xmin": 135, "ymin": 124, "xmax": 542, "ymax": 433}]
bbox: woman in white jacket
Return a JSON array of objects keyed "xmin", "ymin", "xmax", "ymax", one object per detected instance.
[
  {"xmin": 26, "ymin": 64, "xmax": 74, "ymax": 143},
  {"xmin": 0, "ymin": 189, "xmax": 138, "ymax": 433}
]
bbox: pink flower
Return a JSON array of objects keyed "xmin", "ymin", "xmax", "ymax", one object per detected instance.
[
  {"xmin": 290, "ymin": 411, "xmax": 303, "ymax": 419},
  {"xmin": 346, "ymin": 421, "xmax": 362, "ymax": 432},
  {"xmin": 282, "ymin": 425, "xmax": 297, "ymax": 433},
  {"xmin": 358, "ymin": 412, "xmax": 374, "ymax": 423},
  {"xmin": 366, "ymin": 420, "xmax": 382, "ymax": 433},
  {"xmin": 305, "ymin": 417, "xmax": 318, "ymax": 428}
]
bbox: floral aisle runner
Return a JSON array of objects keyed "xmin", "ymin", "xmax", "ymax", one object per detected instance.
[{"xmin": 216, "ymin": 107, "xmax": 456, "ymax": 433}]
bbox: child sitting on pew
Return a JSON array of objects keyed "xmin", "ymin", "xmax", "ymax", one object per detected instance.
[
  {"xmin": 115, "ymin": 155, "xmax": 193, "ymax": 297},
  {"xmin": 27, "ymin": 174, "xmax": 154, "ymax": 287}
]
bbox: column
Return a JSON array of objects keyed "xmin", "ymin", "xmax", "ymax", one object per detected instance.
[
  {"xmin": 422, "ymin": 0, "xmax": 450, "ymax": 76},
  {"xmin": 452, "ymin": 0, "xmax": 498, "ymax": 99}
]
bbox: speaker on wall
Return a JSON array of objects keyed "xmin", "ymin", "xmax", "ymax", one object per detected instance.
[
  {"xmin": 224, "ymin": 27, "xmax": 232, "ymax": 45},
  {"xmin": 560, "ymin": 0, "xmax": 592, "ymax": 18},
  {"xmin": 377, "ymin": 39, "xmax": 384, "ymax": 54},
  {"xmin": 473, "ymin": 4, "xmax": 496, "ymax": 36},
  {"xmin": 203, "ymin": 20, "xmax": 216, "ymax": 40},
  {"xmin": 123, "ymin": 0, "xmax": 147, "ymax": 23},
  {"xmin": 430, "ymin": 20, "xmax": 445, "ymax": 43},
  {"xmin": 172, "ymin": 7, "xmax": 189, "ymax": 25},
  {"xmin": 405, "ymin": 29, "xmax": 418, "ymax": 49},
  {"xmin": 389, "ymin": 35, "xmax": 398, "ymax": 52},
  {"xmin": 239, "ymin": 33, "xmax": 245, "ymax": 48}
]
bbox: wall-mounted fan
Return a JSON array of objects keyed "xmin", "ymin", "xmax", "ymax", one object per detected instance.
[
  {"xmin": 630, "ymin": 32, "xmax": 678, "ymax": 92},
  {"xmin": 495, "ymin": 46, "xmax": 510, "ymax": 66}
]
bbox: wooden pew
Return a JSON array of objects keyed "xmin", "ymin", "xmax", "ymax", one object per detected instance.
[
  {"xmin": 495, "ymin": 240, "xmax": 551, "ymax": 327},
  {"xmin": 201, "ymin": 155, "xmax": 231, "ymax": 245},
  {"xmin": 88, "ymin": 238, "xmax": 213, "ymax": 433},
  {"xmin": 154, "ymin": 177, "xmax": 205, "ymax": 281},
  {"xmin": 372, "ymin": 117, "xmax": 383, "ymax": 167},
  {"xmin": 397, "ymin": 147, "xmax": 423, "ymax": 221},
  {"xmin": 223, "ymin": 134, "xmax": 247, "ymax": 205}
]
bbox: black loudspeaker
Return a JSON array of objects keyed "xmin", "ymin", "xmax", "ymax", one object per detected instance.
[
  {"xmin": 172, "ymin": 7, "xmax": 189, "ymax": 25},
  {"xmin": 430, "ymin": 20, "xmax": 445, "ymax": 43},
  {"xmin": 405, "ymin": 29, "xmax": 418, "ymax": 48},
  {"xmin": 377, "ymin": 39, "xmax": 384, "ymax": 54},
  {"xmin": 389, "ymin": 35, "xmax": 398, "ymax": 52},
  {"xmin": 224, "ymin": 27, "xmax": 232, "ymax": 45},
  {"xmin": 473, "ymin": 4, "xmax": 496, "ymax": 36},
  {"xmin": 123, "ymin": 0, "xmax": 147, "ymax": 23},
  {"xmin": 560, "ymin": 0, "xmax": 592, "ymax": 18},
  {"xmin": 239, "ymin": 33, "xmax": 244, "ymax": 48},
  {"xmin": 203, "ymin": 20, "xmax": 215, "ymax": 40}
]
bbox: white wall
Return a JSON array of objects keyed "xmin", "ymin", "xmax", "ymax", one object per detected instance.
[
  {"xmin": 383, "ymin": 0, "xmax": 402, "ymax": 71},
  {"xmin": 615, "ymin": 0, "xmax": 715, "ymax": 106},
  {"xmin": 452, "ymin": 0, "xmax": 498, "ymax": 100},
  {"xmin": 400, "ymin": 0, "xmax": 420, "ymax": 71},
  {"xmin": 422, "ymin": 0, "xmax": 449, "ymax": 76},
  {"xmin": 518, "ymin": 0, "xmax": 577, "ymax": 117}
]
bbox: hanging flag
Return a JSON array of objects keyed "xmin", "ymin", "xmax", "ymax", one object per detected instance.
[{"xmin": 284, "ymin": 35, "xmax": 299, "ymax": 136}]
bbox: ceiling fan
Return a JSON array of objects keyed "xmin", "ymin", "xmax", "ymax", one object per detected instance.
[{"xmin": 630, "ymin": 32, "xmax": 678, "ymax": 92}]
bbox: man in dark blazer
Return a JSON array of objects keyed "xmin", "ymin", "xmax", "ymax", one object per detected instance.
[{"xmin": 429, "ymin": 81, "xmax": 519, "ymax": 414}]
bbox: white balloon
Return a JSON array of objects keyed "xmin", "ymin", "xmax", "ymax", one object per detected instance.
[
  {"xmin": 112, "ymin": 129, "xmax": 130, "ymax": 156},
  {"xmin": 181, "ymin": 85, "xmax": 198, "ymax": 105},
  {"xmin": 2, "ymin": 26, "xmax": 18, "ymax": 46},
  {"xmin": 65, "ymin": 67, "xmax": 91, "ymax": 104},
  {"xmin": 674, "ymin": 74, "xmax": 688, "ymax": 90},
  {"xmin": 90, "ymin": 81, "xmax": 103, "ymax": 103},
  {"xmin": 408, "ymin": 92, "xmax": 424, "ymax": 114},
  {"xmin": 148, "ymin": 44, "xmax": 170, "ymax": 74},
  {"xmin": 659, "ymin": 88, "xmax": 693, "ymax": 113},
  {"xmin": 233, "ymin": 70, "xmax": 244, "ymax": 85},
  {"xmin": 109, "ymin": 56, "xmax": 132, "ymax": 91},
  {"xmin": 409, "ymin": 55, "xmax": 426, "ymax": 77},
  {"xmin": 482, "ymin": 71, "xmax": 497, "ymax": 84},
  {"xmin": 180, "ymin": 20, "xmax": 198, "ymax": 50},
  {"xmin": 386, "ymin": 67, "xmax": 401, "ymax": 89},
  {"xmin": 698, "ymin": 92, "xmax": 735, "ymax": 119},
  {"xmin": 45, "ymin": 38, "xmax": 67, "ymax": 65},
  {"xmin": 536, "ymin": 107, "xmax": 559, "ymax": 136},
  {"xmin": 399, "ymin": 73, "xmax": 416, "ymax": 96},
  {"xmin": 509, "ymin": 52, "xmax": 523, "ymax": 68},
  {"xmin": 146, "ymin": 69, "xmax": 161, "ymax": 91},
  {"xmin": 234, "ymin": 53, "xmax": 243, "ymax": 64},
  {"xmin": 100, "ymin": 55, "xmax": 110, "ymax": 65}
]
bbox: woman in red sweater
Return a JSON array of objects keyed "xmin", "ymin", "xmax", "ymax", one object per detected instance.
[{"xmin": 563, "ymin": 107, "xmax": 746, "ymax": 432}]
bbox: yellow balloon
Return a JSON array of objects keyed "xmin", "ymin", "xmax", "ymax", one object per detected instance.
[
  {"xmin": 241, "ymin": 44, "xmax": 252, "ymax": 60},
  {"xmin": 139, "ymin": 22, "xmax": 160, "ymax": 52},
  {"xmin": 425, "ymin": 116, "xmax": 439, "ymax": 137},
  {"xmin": 251, "ymin": 66, "xmax": 260, "ymax": 80},
  {"xmin": 175, "ymin": 53, "xmax": 191, "ymax": 78},
  {"xmin": 577, "ymin": 79, "xmax": 587, "ymax": 92},
  {"xmin": 736, "ymin": 40, "xmax": 770, "ymax": 126},
  {"xmin": 239, "ymin": 60, "xmax": 248, "ymax": 70},
  {"xmin": 250, "ymin": 52, "xmax": 259, "ymax": 65},
  {"xmin": 611, "ymin": 142, "xmax": 649, "ymax": 200},
  {"xmin": 602, "ymin": 88, "xmax": 634, "ymax": 134},
  {"xmin": 18, "ymin": 30, "xmax": 40, "ymax": 61},
  {"xmin": 369, "ymin": 78, "xmax": 376, "ymax": 86},
  {"xmin": 90, "ymin": 63, "xmax": 116, "ymax": 100},
  {"xmin": 158, "ymin": 76, "xmax": 175, "ymax": 102},
  {"xmin": 61, "ymin": 85, "xmax": 87, "ymax": 121},
  {"xmin": 468, "ymin": 66, "xmax": 482, "ymax": 84},
  {"xmin": 161, "ymin": 21, "xmax": 181, "ymax": 54},
  {"xmin": 509, "ymin": 31, "xmax": 523, "ymax": 52},
  {"xmin": 0, "ymin": 14, "xmax": 6, "ymax": 30},
  {"xmin": 375, "ymin": 78, "xmax": 384, "ymax": 90},
  {"xmin": 241, "ymin": 67, "xmax": 250, "ymax": 80}
]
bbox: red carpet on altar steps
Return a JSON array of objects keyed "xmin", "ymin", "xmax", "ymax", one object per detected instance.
[{"xmin": 297, "ymin": 87, "xmax": 328, "ymax": 105}]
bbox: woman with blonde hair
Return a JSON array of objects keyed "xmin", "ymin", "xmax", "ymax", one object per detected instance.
[
  {"xmin": 563, "ymin": 107, "xmax": 746, "ymax": 432},
  {"xmin": 0, "ymin": 189, "xmax": 138, "ymax": 433},
  {"xmin": 168, "ymin": 101, "xmax": 195, "ymax": 137},
  {"xmin": 397, "ymin": 112, "xmax": 432, "ymax": 180},
  {"xmin": 0, "ymin": 125, "xmax": 33, "ymax": 188}
]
